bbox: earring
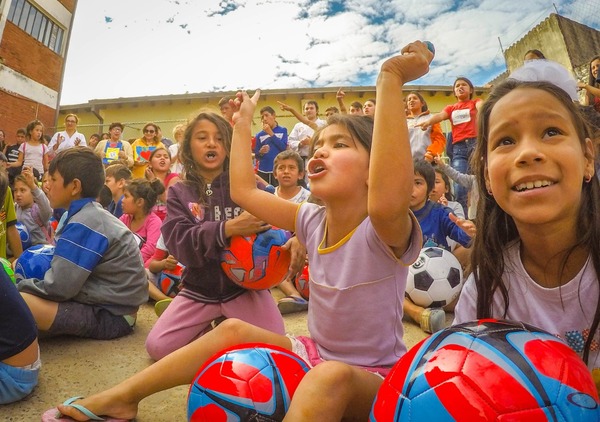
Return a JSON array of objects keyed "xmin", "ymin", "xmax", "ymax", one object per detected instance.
[{"xmin": 585, "ymin": 174, "xmax": 593, "ymax": 183}]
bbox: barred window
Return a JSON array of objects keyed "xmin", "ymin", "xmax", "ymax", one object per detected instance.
[{"xmin": 7, "ymin": 0, "xmax": 64, "ymax": 55}]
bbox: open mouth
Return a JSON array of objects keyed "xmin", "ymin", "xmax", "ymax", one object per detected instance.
[
  {"xmin": 206, "ymin": 151, "xmax": 217, "ymax": 160},
  {"xmin": 513, "ymin": 180, "xmax": 554, "ymax": 192}
]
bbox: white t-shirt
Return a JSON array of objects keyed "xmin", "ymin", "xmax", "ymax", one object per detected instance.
[
  {"xmin": 19, "ymin": 142, "xmax": 48, "ymax": 174},
  {"xmin": 49, "ymin": 130, "xmax": 87, "ymax": 151},
  {"xmin": 168, "ymin": 143, "xmax": 183, "ymax": 174},
  {"xmin": 288, "ymin": 119, "xmax": 326, "ymax": 158},
  {"xmin": 275, "ymin": 186, "xmax": 311, "ymax": 204},
  {"xmin": 454, "ymin": 240, "xmax": 600, "ymax": 374}
]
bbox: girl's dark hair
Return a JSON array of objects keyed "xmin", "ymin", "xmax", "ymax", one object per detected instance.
[
  {"xmin": 407, "ymin": 91, "xmax": 428, "ymax": 113},
  {"xmin": 149, "ymin": 146, "xmax": 171, "ymax": 162},
  {"xmin": 25, "ymin": 119, "xmax": 43, "ymax": 139},
  {"xmin": 311, "ymin": 114, "xmax": 374, "ymax": 156},
  {"xmin": 434, "ymin": 168, "xmax": 454, "ymax": 201},
  {"xmin": 180, "ymin": 112, "xmax": 232, "ymax": 204},
  {"xmin": 124, "ymin": 178, "xmax": 165, "ymax": 214},
  {"xmin": 471, "ymin": 78, "xmax": 600, "ymax": 363},
  {"xmin": 584, "ymin": 56, "xmax": 600, "ymax": 106},
  {"xmin": 454, "ymin": 77, "xmax": 475, "ymax": 99}
]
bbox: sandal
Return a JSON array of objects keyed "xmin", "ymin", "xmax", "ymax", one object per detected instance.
[
  {"xmin": 420, "ymin": 308, "xmax": 446, "ymax": 334},
  {"xmin": 41, "ymin": 396, "xmax": 130, "ymax": 421},
  {"xmin": 277, "ymin": 296, "xmax": 308, "ymax": 315}
]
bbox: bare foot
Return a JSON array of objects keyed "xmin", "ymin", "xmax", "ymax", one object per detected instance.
[{"xmin": 55, "ymin": 392, "xmax": 138, "ymax": 421}]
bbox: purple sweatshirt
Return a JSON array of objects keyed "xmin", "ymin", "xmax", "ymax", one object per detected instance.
[{"xmin": 161, "ymin": 172, "xmax": 247, "ymax": 303}]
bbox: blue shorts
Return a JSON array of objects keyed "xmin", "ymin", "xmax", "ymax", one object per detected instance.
[{"xmin": 0, "ymin": 356, "xmax": 40, "ymax": 404}]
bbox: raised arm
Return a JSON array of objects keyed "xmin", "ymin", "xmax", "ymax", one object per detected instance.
[
  {"xmin": 230, "ymin": 92, "xmax": 298, "ymax": 231},
  {"xmin": 336, "ymin": 88, "xmax": 348, "ymax": 114},
  {"xmin": 369, "ymin": 41, "xmax": 434, "ymax": 256},
  {"xmin": 277, "ymin": 101, "xmax": 319, "ymax": 131}
]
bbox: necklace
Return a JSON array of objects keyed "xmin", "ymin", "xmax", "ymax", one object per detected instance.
[{"xmin": 205, "ymin": 183, "xmax": 213, "ymax": 196}]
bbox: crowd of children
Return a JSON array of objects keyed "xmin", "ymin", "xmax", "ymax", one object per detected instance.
[{"xmin": 1, "ymin": 41, "xmax": 600, "ymax": 421}]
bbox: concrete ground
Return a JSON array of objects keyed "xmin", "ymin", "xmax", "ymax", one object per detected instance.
[{"xmin": 5, "ymin": 292, "xmax": 452, "ymax": 421}]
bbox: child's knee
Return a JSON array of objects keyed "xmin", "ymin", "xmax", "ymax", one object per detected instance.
[
  {"xmin": 145, "ymin": 331, "xmax": 175, "ymax": 361},
  {"xmin": 304, "ymin": 361, "xmax": 355, "ymax": 390}
]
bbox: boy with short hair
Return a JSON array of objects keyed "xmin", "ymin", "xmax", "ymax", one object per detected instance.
[
  {"xmin": 5, "ymin": 128, "xmax": 25, "ymax": 186},
  {"xmin": 17, "ymin": 147, "xmax": 148, "ymax": 340},
  {"xmin": 104, "ymin": 163, "xmax": 132, "ymax": 218},
  {"xmin": 405, "ymin": 159, "xmax": 472, "ymax": 333},
  {"xmin": 271, "ymin": 150, "xmax": 311, "ymax": 314},
  {"xmin": 272, "ymin": 150, "xmax": 310, "ymax": 203},
  {"xmin": 254, "ymin": 106, "xmax": 288, "ymax": 186}
]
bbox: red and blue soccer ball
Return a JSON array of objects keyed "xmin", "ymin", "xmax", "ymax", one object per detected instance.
[
  {"xmin": 220, "ymin": 228, "xmax": 292, "ymax": 290},
  {"xmin": 158, "ymin": 263, "xmax": 184, "ymax": 298},
  {"xmin": 187, "ymin": 343, "xmax": 310, "ymax": 421},
  {"xmin": 293, "ymin": 264, "xmax": 310, "ymax": 300},
  {"xmin": 14, "ymin": 244, "xmax": 55, "ymax": 281},
  {"xmin": 370, "ymin": 319, "xmax": 600, "ymax": 421}
]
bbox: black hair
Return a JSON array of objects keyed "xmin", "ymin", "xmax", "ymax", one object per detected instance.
[
  {"xmin": 413, "ymin": 159, "xmax": 435, "ymax": 196},
  {"xmin": 124, "ymin": 178, "xmax": 165, "ymax": 214},
  {"xmin": 49, "ymin": 147, "xmax": 105, "ymax": 198}
]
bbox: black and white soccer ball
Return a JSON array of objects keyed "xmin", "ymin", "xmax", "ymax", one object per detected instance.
[{"xmin": 406, "ymin": 247, "xmax": 463, "ymax": 308}]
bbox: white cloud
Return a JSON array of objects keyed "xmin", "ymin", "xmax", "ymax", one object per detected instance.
[{"xmin": 60, "ymin": 0, "xmax": 594, "ymax": 104}]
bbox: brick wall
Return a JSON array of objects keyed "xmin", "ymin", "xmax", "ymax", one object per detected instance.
[
  {"xmin": 0, "ymin": 90, "xmax": 57, "ymax": 141},
  {"xmin": 0, "ymin": 21, "xmax": 64, "ymax": 91}
]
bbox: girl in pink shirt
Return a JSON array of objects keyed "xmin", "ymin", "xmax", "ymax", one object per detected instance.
[{"xmin": 119, "ymin": 179, "xmax": 164, "ymax": 266}]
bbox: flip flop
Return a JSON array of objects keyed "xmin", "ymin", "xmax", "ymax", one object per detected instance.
[
  {"xmin": 277, "ymin": 296, "xmax": 308, "ymax": 314},
  {"xmin": 41, "ymin": 396, "xmax": 130, "ymax": 421}
]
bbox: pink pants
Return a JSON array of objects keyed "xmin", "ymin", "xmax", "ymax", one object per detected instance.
[{"xmin": 145, "ymin": 289, "xmax": 285, "ymax": 360}]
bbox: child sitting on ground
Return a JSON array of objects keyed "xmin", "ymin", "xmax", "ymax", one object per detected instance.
[
  {"xmin": 104, "ymin": 163, "xmax": 132, "ymax": 219},
  {"xmin": 404, "ymin": 159, "xmax": 474, "ymax": 334},
  {"xmin": 271, "ymin": 150, "xmax": 311, "ymax": 314},
  {"xmin": 13, "ymin": 167, "xmax": 53, "ymax": 246},
  {"xmin": 119, "ymin": 178, "xmax": 164, "ymax": 266},
  {"xmin": 17, "ymin": 147, "xmax": 148, "ymax": 340},
  {"xmin": 147, "ymin": 233, "xmax": 182, "ymax": 315},
  {"xmin": 0, "ymin": 266, "xmax": 39, "ymax": 404}
]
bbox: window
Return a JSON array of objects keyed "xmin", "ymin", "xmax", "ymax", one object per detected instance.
[{"xmin": 7, "ymin": 0, "xmax": 65, "ymax": 54}]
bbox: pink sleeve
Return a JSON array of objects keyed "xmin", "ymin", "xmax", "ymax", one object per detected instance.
[{"xmin": 141, "ymin": 214, "xmax": 162, "ymax": 266}]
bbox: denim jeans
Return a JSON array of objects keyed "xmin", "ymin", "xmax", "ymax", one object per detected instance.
[{"xmin": 450, "ymin": 137, "xmax": 477, "ymax": 211}]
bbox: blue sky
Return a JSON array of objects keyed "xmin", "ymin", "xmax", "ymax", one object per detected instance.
[{"xmin": 59, "ymin": 0, "xmax": 598, "ymax": 105}]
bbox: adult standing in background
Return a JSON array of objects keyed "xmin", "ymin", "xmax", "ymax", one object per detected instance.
[
  {"xmin": 48, "ymin": 114, "xmax": 87, "ymax": 160},
  {"xmin": 130, "ymin": 122, "xmax": 165, "ymax": 179},
  {"xmin": 94, "ymin": 122, "xmax": 134, "ymax": 168}
]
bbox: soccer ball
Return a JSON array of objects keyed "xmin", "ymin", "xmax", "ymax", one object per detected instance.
[
  {"xmin": 406, "ymin": 247, "xmax": 463, "ymax": 308},
  {"xmin": 293, "ymin": 265, "xmax": 310, "ymax": 300},
  {"xmin": 158, "ymin": 263, "xmax": 184, "ymax": 298},
  {"xmin": 15, "ymin": 222, "xmax": 32, "ymax": 250},
  {"xmin": 188, "ymin": 343, "xmax": 310, "ymax": 421},
  {"xmin": 14, "ymin": 244, "xmax": 55, "ymax": 281},
  {"xmin": 0, "ymin": 257, "xmax": 15, "ymax": 284},
  {"xmin": 370, "ymin": 319, "xmax": 600, "ymax": 421},
  {"xmin": 220, "ymin": 228, "xmax": 292, "ymax": 290}
]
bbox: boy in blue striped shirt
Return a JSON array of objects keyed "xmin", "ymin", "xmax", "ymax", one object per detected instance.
[{"xmin": 17, "ymin": 147, "xmax": 148, "ymax": 340}]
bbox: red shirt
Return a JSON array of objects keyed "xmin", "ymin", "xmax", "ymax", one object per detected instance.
[{"xmin": 443, "ymin": 99, "xmax": 481, "ymax": 143}]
